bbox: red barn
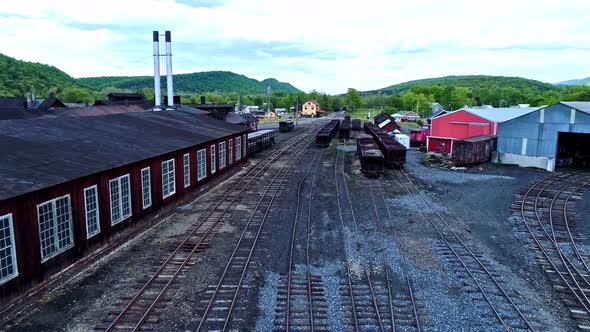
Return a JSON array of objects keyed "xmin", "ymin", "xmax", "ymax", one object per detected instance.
[{"xmin": 428, "ymin": 107, "xmax": 538, "ymax": 154}]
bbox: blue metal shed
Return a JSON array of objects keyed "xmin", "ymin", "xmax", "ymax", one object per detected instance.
[{"xmin": 496, "ymin": 102, "xmax": 590, "ymax": 171}]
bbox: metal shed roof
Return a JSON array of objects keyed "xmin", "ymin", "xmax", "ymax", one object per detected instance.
[
  {"xmin": 0, "ymin": 110, "xmax": 248, "ymax": 201},
  {"xmin": 460, "ymin": 107, "xmax": 540, "ymax": 123},
  {"xmin": 561, "ymin": 101, "xmax": 590, "ymax": 114}
]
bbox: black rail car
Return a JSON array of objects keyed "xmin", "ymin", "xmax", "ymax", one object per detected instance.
[
  {"xmin": 357, "ymin": 135, "xmax": 384, "ymax": 177},
  {"xmin": 352, "ymin": 119, "xmax": 362, "ymax": 131},
  {"xmin": 364, "ymin": 122, "xmax": 406, "ymax": 168},
  {"xmin": 279, "ymin": 120, "xmax": 294, "ymax": 133},
  {"xmin": 452, "ymin": 134, "xmax": 497, "ymax": 165},
  {"xmin": 248, "ymin": 129, "xmax": 276, "ymax": 154},
  {"xmin": 339, "ymin": 116, "xmax": 351, "ymax": 139},
  {"xmin": 315, "ymin": 120, "xmax": 341, "ymax": 147}
]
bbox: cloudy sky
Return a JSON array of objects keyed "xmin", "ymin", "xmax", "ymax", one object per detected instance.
[{"xmin": 0, "ymin": 0, "xmax": 589, "ymax": 94}]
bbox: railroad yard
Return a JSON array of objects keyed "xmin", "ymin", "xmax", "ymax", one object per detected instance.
[{"xmin": 2, "ymin": 121, "xmax": 589, "ymax": 332}]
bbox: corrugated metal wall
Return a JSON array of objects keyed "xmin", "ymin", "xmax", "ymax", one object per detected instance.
[{"xmin": 498, "ymin": 103, "xmax": 590, "ymax": 158}]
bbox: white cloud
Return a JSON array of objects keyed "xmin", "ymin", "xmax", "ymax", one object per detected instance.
[{"xmin": 0, "ymin": 0, "xmax": 589, "ymax": 94}]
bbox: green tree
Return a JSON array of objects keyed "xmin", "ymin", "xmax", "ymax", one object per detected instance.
[
  {"xmin": 344, "ymin": 88, "xmax": 362, "ymax": 111},
  {"xmin": 402, "ymin": 92, "xmax": 434, "ymax": 117},
  {"xmin": 58, "ymin": 87, "xmax": 95, "ymax": 103}
]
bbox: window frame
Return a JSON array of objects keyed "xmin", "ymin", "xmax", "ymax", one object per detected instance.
[
  {"xmin": 141, "ymin": 167, "xmax": 152, "ymax": 209},
  {"xmin": 219, "ymin": 141, "xmax": 227, "ymax": 169},
  {"xmin": 83, "ymin": 185, "xmax": 101, "ymax": 239},
  {"xmin": 109, "ymin": 174, "xmax": 132, "ymax": 225},
  {"xmin": 162, "ymin": 159, "xmax": 176, "ymax": 199},
  {"xmin": 211, "ymin": 145, "xmax": 216, "ymax": 174},
  {"xmin": 236, "ymin": 136, "xmax": 242, "ymax": 161},
  {"xmin": 228, "ymin": 139, "xmax": 234, "ymax": 165},
  {"xmin": 183, "ymin": 153, "xmax": 191, "ymax": 188},
  {"xmin": 0, "ymin": 213, "xmax": 18, "ymax": 285},
  {"xmin": 197, "ymin": 149, "xmax": 207, "ymax": 181},
  {"xmin": 37, "ymin": 194, "xmax": 74, "ymax": 262}
]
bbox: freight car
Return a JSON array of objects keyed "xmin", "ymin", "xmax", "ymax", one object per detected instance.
[
  {"xmin": 279, "ymin": 120, "xmax": 295, "ymax": 133},
  {"xmin": 339, "ymin": 116, "xmax": 351, "ymax": 139},
  {"xmin": 452, "ymin": 134, "xmax": 497, "ymax": 166},
  {"xmin": 248, "ymin": 129, "xmax": 275, "ymax": 154},
  {"xmin": 364, "ymin": 122, "xmax": 406, "ymax": 168},
  {"xmin": 409, "ymin": 126, "xmax": 430, "ymax": 147},
  {"xmin": 352, "ymin": 119, "xmax": 362, "ymax": 131},
  {"xmin": 358, "ymin": 144, "xmax": 384, "ymax": 177},
  {"xmin": 316, "ymin": 120, "xmax": 341, "ymax": 147}
]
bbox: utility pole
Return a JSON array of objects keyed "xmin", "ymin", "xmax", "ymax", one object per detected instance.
[{"xmin": 295, "ymin": 97, "xmax": 299, "ymax": 126}]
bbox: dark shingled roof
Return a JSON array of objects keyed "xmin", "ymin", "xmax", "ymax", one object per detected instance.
[{"xmin": 0, "ymin": 110, "xmax": 248, "ymax": 201}]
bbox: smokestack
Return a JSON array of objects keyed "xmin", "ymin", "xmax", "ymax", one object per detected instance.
[
  {"xmin": 165, "ymin": 31, "xmax": 174, "ymax": 110},
  {"xmin": 153, "ymin": 31, "xmax": 162, "ymax": 111}
]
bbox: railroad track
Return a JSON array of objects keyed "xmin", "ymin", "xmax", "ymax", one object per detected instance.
[
  {"xmin": 369, "ymin": 181, "xmax": 423, "ymax": 332},
  {"xmin": 394, "ymin": 169, "xmax": 539, "ymax": 331},
  {"xmin": 100, "ymin": 128, "xmax": 315, "ymax": 331},
  {"xmin": 272, "ymin": 150, "xmax": 326, "ymax": 331},
  {"xmin": 334, "ymin": 149, "xmax": 387, "ymax": 331},
  {"xmin": 193, "ymin": 136, "xmax": 315, "ymax": 331},
  {"xmin": 513, "ymin": 170, "xmax": 590, "ymax": 330}
]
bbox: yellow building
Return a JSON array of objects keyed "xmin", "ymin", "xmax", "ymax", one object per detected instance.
[{"xmin": 301, "ymin": 100, "xmax": 321, "ymax": 117}]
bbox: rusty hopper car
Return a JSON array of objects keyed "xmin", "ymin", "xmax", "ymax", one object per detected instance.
[
  {"xmin": 315, "ymin": 120, "xmax": 341, "ymax": 147},
  {"xmin": 339, "ymin": 116, "xmax": 351, "ymax": 139},
  {"xmin": 452, "ymin": 134, "xmax": 497, "ymax": 165},
  {"xmin": 356, "ymin": 133, "xmax": 375, "ymax": 155},
  {"xmin": 359, "ymin": 145, "xmax": 384, "ymax": 177},
  {"xmin": 364, "ymin": 122, "xmax": 407, "ymax": 168},
  {"xmin": 352, "ymin": 119, "xmax": 362, "ymax": 131}
]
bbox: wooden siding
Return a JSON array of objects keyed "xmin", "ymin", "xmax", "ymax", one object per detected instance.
[{"xmin": 0, "ymin": 131, "xmax": 248, "ymax": 299}]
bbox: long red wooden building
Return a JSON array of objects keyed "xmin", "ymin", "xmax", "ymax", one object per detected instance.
[
  {"xmin": 427, "ymin": 107, "xmax": 538, "ymax": 154},
  {"xmin": 0, "ymin": 110, "xmax": 249, "ymax": 299}
]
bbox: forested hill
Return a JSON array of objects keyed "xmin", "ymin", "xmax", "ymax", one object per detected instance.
[
  {"xmin": 77, "ymin": 72, "xmax": 301, "ymax": 94},
  {"xmin": 363, "ymin": 75, "xmax": 560, "ymax": 96},
  {"xmin": 0, "ymin": 53, "xmax": 80, "ymax": 96},
  {"xmin": 556, "ymin": 77, "xmax": 590, "ymax": 86}
]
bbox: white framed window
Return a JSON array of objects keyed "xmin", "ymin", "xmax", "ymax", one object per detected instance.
[
  {"xmin": 211, "ymin": 145, "xmax": 216, "ymax": 174},
  {"xmin": 219, "ymin": 142, "xmax": 227, "ymax": 169},
  {"xmin": 228, "ymin": 139, "xmax": 234, "ymax": 165},
  {"xmin": 236, "ymin": 136, "xmax": 242, "ymax": 161},
  {"xmin": 84, "ymin": 185, "xmax": 100, "ymax": 239},
  {"xmin": 0, "ymin": 213, "xmax": 18, "ymax": 284},
  {"xmin": 162, "ymin": 159, "xmax": 176, "ymax": 198},
  {"xmin": 110, "ymin": 174, "xmax": 132, "ymax": 225},
  {"xmin": 197, "ymin": 149, "xmax": 207, "ymax": 181},
  {"xmin": 141, "ymin": 167, "xmax": 152, "ymax": 209},
  {"xmin": 183, "ymin": 153, "xmax": 190, "ymax": 188},
  {"xmin": 37, "ymin": 195, "xmax": 74, "ymax": 261}
]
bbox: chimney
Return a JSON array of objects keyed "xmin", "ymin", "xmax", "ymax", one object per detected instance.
[
  {"xmin": 200, "ymin": 96, "xmax": 206, "ymax": 105},
  {"xmin": 165, "ymin": 31, "xmax": 174, "ymax": 110},
  {"xmin": 153, "ymin": 31, "xmax": 162, "ymax": 111}
]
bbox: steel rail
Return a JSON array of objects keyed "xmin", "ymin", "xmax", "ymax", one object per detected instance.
[
  {"xmin": 105, "ymin": 129, "xmax": 314, "ymax": 332},
  {"xmin": 334, "ymin": 149, "xmax": 360, "ymax": 331},
  {"xmin": 196, "ymin": 137, "xmax": 314, "ymax": 331},
  {"xmin": 376, "ymin": 182, "xmax": 422, "ymax": 332},
  {"xmin": 285, "ymin": 151, "xmax": 321, "ymax": 332},
  {"xmin": 395, "ymin": 169, "xmax": 535, "ymax": 331}
]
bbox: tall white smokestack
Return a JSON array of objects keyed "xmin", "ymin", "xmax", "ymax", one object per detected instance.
[
  {"xmin": 165, "ymin": 31, "xmax": 174, "ymax": 110},
  {"xmin": 153, "ymin": 31, "xmax": 162, "ymax": 111}
]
